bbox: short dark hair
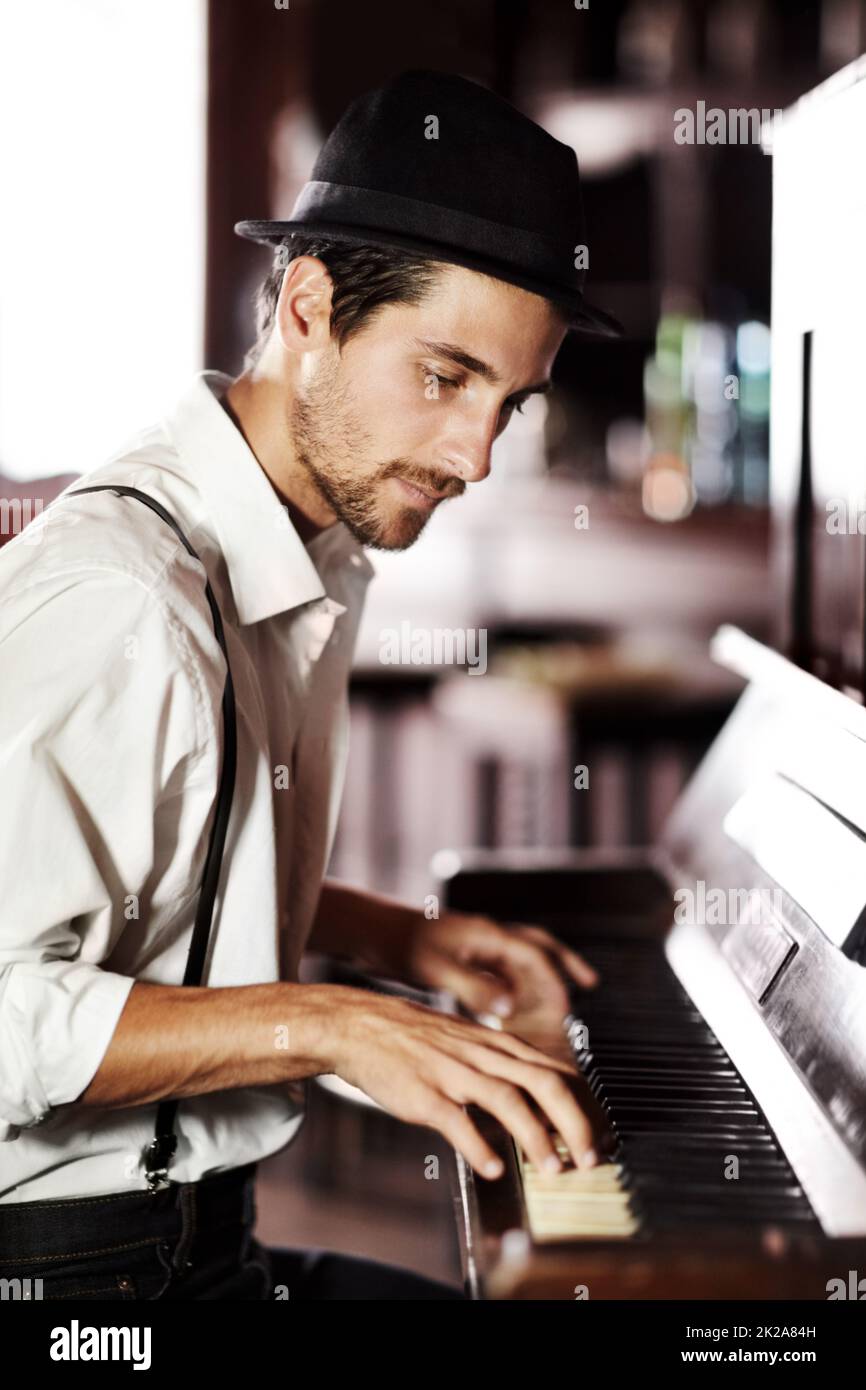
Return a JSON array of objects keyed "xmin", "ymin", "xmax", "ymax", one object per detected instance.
[{"xmin": 242, "ymin": 234, "xmax": 443, "ymax": 370}]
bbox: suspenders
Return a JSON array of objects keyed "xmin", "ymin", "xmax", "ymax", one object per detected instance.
[{"xmin": 68, "ymin": 484, "xmax": 237, "ymax": 1192}]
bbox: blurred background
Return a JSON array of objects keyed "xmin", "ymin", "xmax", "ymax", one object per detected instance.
[{"xmin": 2, "ymin": 0, "xmax": 864, "ymax": 1287}]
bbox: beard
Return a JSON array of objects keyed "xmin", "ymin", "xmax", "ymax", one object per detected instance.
[{"xmin": 289, "ymin": 355, "xmax": 463, "ymax": 551}]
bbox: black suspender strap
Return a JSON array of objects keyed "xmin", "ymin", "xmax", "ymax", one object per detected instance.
[{"xmin": 68, "ymin": 484, "xmax": 237, "ymax": 1192}]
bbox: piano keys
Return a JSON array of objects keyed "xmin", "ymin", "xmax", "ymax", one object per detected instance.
[
  {"xmin": 521, "ymin": 931, "xmax": 820, "ymax": 1243},
  {"xmin": 438, "ymin": 627, "xmax": 866, "ymax": 1298},
  {"xmin": 520, "ymin": 1146, "xmax": 639, "ymax": 1241}
]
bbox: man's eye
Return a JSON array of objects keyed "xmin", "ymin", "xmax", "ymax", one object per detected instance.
[{"xmin": 423, "ymin": 368, "xmax": 459, "ymax": 392}]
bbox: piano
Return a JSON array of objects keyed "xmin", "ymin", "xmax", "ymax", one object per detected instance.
[
  {"xmin": 437, "ymin": 625, "xmax": 866, "ymax": 1299},
  {"xmin": 433, "ymin": 57, "xmax": 866, "ymax": 1302}
]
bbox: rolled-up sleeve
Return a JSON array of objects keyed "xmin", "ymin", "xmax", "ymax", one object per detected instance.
[{"xmin": 0, "ymin": 564, "xmax": 208, "ymax": 1138}]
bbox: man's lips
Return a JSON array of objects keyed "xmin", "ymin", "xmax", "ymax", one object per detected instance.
[{"xmin": 392, "ymin": 476, "xmax": 450, "ymax": 505}]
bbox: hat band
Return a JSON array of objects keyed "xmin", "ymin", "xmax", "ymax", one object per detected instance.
[{"xmin": 289, "ymin": 180, "xmax": 582, "ymax": 289}]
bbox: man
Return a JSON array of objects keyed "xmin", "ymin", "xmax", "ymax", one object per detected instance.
[{"xmin": 0, "ymin": 70, "xmax": 621, "ymax": 1299}]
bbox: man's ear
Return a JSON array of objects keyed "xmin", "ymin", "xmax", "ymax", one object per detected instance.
[{"xmin": 274, "ymin": 256, "xmax": 334, "ymax": 352}]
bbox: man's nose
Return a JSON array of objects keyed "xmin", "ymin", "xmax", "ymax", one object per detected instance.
[{"xmin": 438, "ymin": 418, "xmax": 499, "ymax": 486}]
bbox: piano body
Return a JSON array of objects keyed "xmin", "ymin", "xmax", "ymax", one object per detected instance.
[{"xmin": 439, "ymin": 626, "xmax": 866, "ymax": 1298}]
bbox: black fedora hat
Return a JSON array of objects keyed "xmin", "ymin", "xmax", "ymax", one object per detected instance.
[{"xmin": 235, "ymin": 69, "xmax": 623, "ymax": 338}]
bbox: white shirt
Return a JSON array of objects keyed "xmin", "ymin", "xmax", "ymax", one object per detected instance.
[{"xmin": 0, "ymin": 370, "xmax": 375, "ymax": 1201}]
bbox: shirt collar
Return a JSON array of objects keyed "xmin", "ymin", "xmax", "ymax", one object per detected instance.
[{"xmin": 163, "ymin": 370, "xmax": 375, "ymax": 626}]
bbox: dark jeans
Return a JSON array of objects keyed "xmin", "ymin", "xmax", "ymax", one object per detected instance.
[{"xmin": 0, "ymin": 1163, "xmax": 465, "ymax": 1301}]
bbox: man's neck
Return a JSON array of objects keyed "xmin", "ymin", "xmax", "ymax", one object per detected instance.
[{"xmin": 220, "ymin": 374, "xmax": 333, "ymax": 546}]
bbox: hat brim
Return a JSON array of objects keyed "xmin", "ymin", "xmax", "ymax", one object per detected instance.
[{"xmin": 234, "ymin": 219, "xmax": 624, "ymax": 339}]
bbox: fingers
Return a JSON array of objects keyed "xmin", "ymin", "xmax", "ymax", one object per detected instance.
[
  {"xmin": 422, "ymin": 1013, "xmax": 597, "ymax": 1164},
  {"xmin": 424, "ymin": 1095, "xmax": 505, "ymax": 1180},
  {"xmin": 449, "ymin": 918, "xmax": 567, "ymax": 1014},
  {"xmin": 513, "ymin": 924, "xmax": 600, "ymax": 988},
  {"xmin": 434, "ymin": 1013, "xmax": 579, "ymax": 1076},
  {"xmin": 424, "ymin": 956, "xmax": 514, "ymax": 1018},
  {"xmin": 554, "ymin": 943, "xmax": 600, "ymax": 989},
  {"xmin": 447, "ymin": 1062, "xmax": 568, "ymax": 1174},
  {"xmin": 451, "ymin": 1042, "xmax": 597, "ymax": 1171},
  {"xmin": 432, "ymin": 915, "xmax": 599, "ymax": 1018},
  {"xmin": 473, "ymin": 931, "xmax": 571, "ymax": 1013},
  {"xmin": 344, "ymin": 992, "xmax": 601, "ymax": 1182}
]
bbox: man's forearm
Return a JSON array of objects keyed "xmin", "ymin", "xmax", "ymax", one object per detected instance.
[
  {"xmin": 77, "ymin": 980, "xmax": 340, "ymax": 1110},
  {"xmin": 307, "ymin": 878, "xmax": 422, "ymax": 975}
]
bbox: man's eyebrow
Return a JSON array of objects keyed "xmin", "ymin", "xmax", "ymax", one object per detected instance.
[{"xmin": 413, "ymin": 339, "xmax": 552, "ymax": 397}]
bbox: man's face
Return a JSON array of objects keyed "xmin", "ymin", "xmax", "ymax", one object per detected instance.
[{"xmin": 289, "ymin": 262, "xmax": 568, "ymax": 550}]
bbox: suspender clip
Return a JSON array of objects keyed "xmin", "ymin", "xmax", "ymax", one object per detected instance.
[{"xmin": 144, "ymin": 1135, "xmax": 178, "ymax": 1193}]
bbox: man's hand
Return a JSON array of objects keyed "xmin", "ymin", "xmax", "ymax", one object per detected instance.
[
  {"xmin": 309, "ymin": 882, "xmax": 599, "ymax": 1020},
  {"xmin": 324, "ymin": 986, "xmax": 601, "ymax": 1179},
  {"xmin": 396, "ymin": 911, "xmax": 600, "ymax": 1020}
]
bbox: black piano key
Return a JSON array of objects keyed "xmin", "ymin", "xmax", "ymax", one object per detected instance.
[
  {"xmin": 600, "ymin": 1101, "xmax": 761, "ymax": 1119},
  {"xmin": 629, "ymin": 1176, "xmax": 806, "ymax": 1201},
  {"xmin": 592, "ymin": 1080, "xmax": 751, "ymax": 1097},
  {"xmin": 646, "ymin": 1206, "xmax": 818, "ymax": 1228},
  {"xmin": 612, "ymin": 1119, "xmax": 770, "ymax": 1136},
  {"xmin": 615, "ymin": 1136, "xmax": 790, "ymax": 1162},
  {"xmin": 621, "ymin": 1149, "xmax": 795, "ymax": 1173},
  {"xmin": 580, "ymin": 1049, "xmax": 727, "ymax": 1066}
]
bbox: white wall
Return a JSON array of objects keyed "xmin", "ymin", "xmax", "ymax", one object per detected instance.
[{"xmin": 0, "ymin": 0, "xmax": 207, "ymax": 481}]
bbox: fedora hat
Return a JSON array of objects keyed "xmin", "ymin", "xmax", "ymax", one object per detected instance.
[{"xmin": 235, "ymin": 69, "xmax": 623, "ymax": 338}]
